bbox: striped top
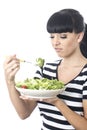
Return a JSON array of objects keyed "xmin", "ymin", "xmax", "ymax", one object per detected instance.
[{"xmin": 34, "ymin": 60, "xmax": 87, "ymax": 130}]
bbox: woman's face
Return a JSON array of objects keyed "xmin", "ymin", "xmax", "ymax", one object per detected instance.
[{"xmin": 50, "ymin": 32, "xmax": 81, "ymax": 58}]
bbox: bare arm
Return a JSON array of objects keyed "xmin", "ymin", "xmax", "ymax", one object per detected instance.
[
  {"xmin": 3, "ymin": 55, "xmax": 37, "ymax": 119},
  {"xmin": 43, "ymin": 98, "xmax": 87, "ymax": 130},
  {"xmin": 55, "ymin": 99, "xmax": 87, "ymax": 130}
]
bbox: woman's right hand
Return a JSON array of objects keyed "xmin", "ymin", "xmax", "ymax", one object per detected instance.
[{"xmin": 3, "ymin": 54, "xmax": 20, "ymax": 85}]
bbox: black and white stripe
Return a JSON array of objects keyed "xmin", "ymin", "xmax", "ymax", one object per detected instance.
[{"xmin": 35, "ymin": 60, "xmax": 87, "ymax": 130}]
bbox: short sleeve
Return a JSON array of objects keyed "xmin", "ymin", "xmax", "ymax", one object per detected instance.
[{"xmin": 83, "ymin": 81, "xmax": 87, "ymax": 99}]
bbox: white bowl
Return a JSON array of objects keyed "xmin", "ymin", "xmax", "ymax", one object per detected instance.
[{"xmin": 15, "ymin": 87, "xmax": 65, "ymax": 99}]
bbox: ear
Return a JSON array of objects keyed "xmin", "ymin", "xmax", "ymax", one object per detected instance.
[{"xmin": 77, "ymin": 32, "xmax": 84, "ymax": 43}]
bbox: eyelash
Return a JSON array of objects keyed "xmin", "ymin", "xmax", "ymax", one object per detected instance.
[
  {"xmin": 61, "ymin": 36, "xmax": 67, "ymax": 39},
  {"xmin": 50, "ymin": 36, "xmax": 54, "ymax": 39},
  {"xmin": 50, "ymin": 36, "xmax": 67, "ymax": 39}
]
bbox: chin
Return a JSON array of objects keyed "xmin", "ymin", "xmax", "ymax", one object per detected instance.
[{"xmin": 56, "ymin": 54, "xmax": 63, "ymax": 58}]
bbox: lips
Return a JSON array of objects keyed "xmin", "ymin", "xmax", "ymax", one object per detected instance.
[{"xmin": 55, "ymin": 48, "xmax": 62, "ymax": 52}]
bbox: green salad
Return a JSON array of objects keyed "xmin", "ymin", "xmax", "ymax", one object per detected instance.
[
  {"xmin": 35, "ymin": 58, "xmax": 45, "ymax": 67},
  {"xmin": 15, "ymin": 78, "xmax": 64, "ymax": 90}
]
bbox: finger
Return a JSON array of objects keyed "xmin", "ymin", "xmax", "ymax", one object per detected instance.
[
  {"xmin": 19, "ymin": 95, "xmax": 29, "ymax": 100},
  {"xmin": 4, "ymin": 55, "xmax": 16, "ymax": 63}
]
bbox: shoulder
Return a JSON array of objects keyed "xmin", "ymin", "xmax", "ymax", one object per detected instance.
[
  {"xmin": 44, "ymin": 59, "xmax": 61, "ymax": 67},
  {"xmin": 42, "ymin": 59, "xmax": 61, "ymax": 74},
  {"xmin": 82, "ymin": 64, "xmax": 87, "ymax": 73}
]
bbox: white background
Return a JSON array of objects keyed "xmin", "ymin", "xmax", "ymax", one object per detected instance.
[{"xmin": 0, "ymin": 0, "xmax": 87, "ymax": 129}]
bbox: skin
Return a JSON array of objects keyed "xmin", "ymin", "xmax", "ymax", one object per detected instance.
[{"xmin": 3, "ymin": 32, "xmax": 87, "ymax": 130}]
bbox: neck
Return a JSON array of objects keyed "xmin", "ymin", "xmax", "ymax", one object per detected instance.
[{"xmin": 60, "ymin": 54, "xmax": 87, "ymax": 67}]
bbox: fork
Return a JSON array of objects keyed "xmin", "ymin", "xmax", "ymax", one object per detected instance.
[{"xmin": 19, "ymin": 59, "xmax": 37, "ymax": 66}]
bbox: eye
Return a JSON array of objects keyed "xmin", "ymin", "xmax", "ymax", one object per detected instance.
[
  {"xmin": 60, "ymin": 34, "xmax": 67, "ymax": 39},
  {"xmin": 50, "ymin": 36, "xmax": 54, "ymax": 39}
]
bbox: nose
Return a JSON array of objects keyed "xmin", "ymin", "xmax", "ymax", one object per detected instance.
[{"xmin": 53, "ymin": 36, "xmax": 60, "ymax": 45}]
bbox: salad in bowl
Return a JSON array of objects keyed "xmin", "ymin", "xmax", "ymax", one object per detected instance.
[{"xmin": 15, "ymin": 78, "xmax": 65, "ymax": 99}]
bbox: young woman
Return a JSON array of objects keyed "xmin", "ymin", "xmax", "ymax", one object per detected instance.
[{"xmin": 3, "ymin": 9, "xmax": 87, "ymax": 130}]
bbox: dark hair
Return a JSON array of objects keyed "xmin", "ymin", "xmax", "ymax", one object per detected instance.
[
  {"xmin": 47, "ymin": 9, "xmax": 87, "ymax": 58},
  {"xmin": 80, "ymin": 24, "xmax": 87, "ymax": 58}
]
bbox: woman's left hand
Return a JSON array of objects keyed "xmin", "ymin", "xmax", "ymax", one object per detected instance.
[
  {"xmin": 20, "ymin": 95, "xmax": 60, "ymax": 105},
  {"xmin": 40, "ymin": 96, "xmax": 60, "ymax": 105}
]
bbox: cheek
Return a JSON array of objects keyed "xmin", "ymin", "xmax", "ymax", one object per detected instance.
[
  {"xmin": 62, "ymin": 41, "xmax": 75, "ymax": 53},
  {"xmin": 66, "ymin": 38, "xmax": 77, "ymax": 48},
  {"xmin": 65, "ymin": 42, "xmax": 78, "ymax": 56}
]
